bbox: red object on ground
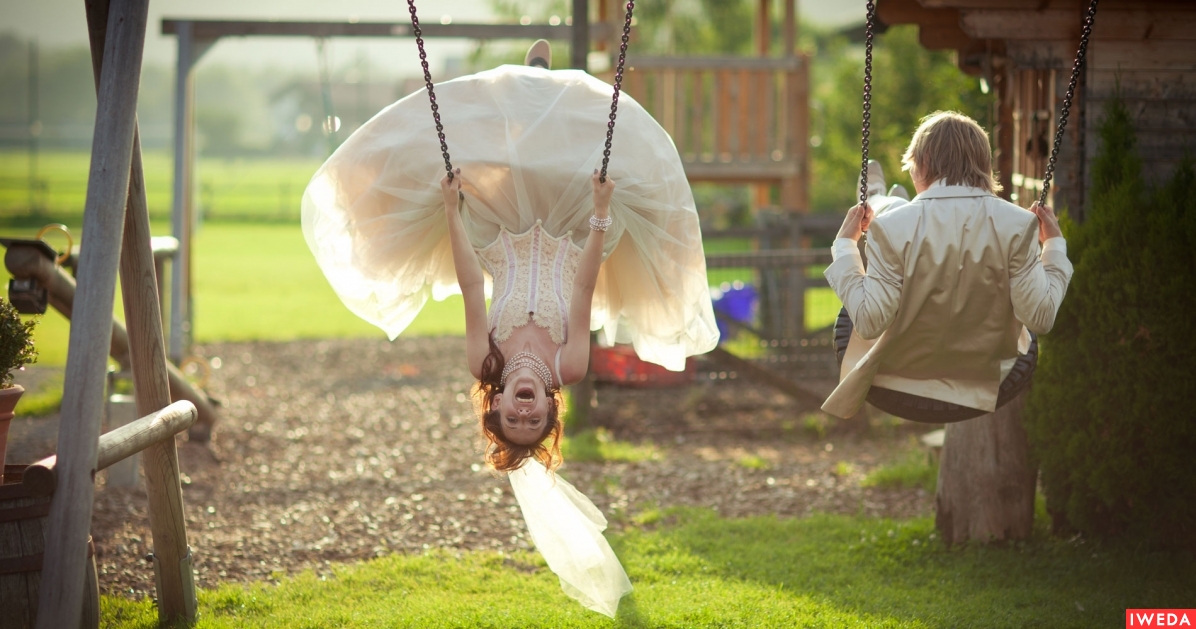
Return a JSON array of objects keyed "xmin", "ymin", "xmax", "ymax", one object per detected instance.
[{"xmin": 589, "ymin": 344, "xmax": 695, "ymax": 387}]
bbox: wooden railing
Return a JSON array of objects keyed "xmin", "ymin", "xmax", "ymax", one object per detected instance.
[{"xmin": 621, "ymin": 55, "xmax": 810, "ymax": 197}]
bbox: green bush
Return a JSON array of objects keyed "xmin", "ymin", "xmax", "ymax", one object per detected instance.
[
  {"xmin": 1024, "ymin": 94, "xmax": 1196, "ymax": 548},
  {"xmin": 0, "ymin": 299, "xmax": 37, "ymax": 388}
]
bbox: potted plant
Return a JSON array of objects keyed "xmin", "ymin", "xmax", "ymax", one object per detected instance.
[{"xmin": 0, "ymin": 297, "xmax": 38, "ymax": 483}]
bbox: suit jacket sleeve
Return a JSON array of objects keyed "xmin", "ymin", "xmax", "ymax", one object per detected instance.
[
  {"xmin": 824, "ymin": 219, "xmax": 904, "ymax": 340},
  {"xmin": 1008, "ymin": 216, "xmax": 1074, "ymax": 334}
]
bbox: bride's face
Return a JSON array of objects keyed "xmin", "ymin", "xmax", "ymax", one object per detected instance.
[{"xmin": 494, "ymin": 370, "xmax": 551, "ymax": 445}]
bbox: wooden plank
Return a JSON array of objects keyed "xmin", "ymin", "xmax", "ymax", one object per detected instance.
[
  {"xmin": 37, "ymin": 0, "xmax": 149, "ymax": 627},
  {"xmin": 961, "ymin": 9, "xmax": 1196, "ymax": 41},
  {"xmin": 880, "ymin": 0, "xmax": 961, "ymax": 27},
  {"xmin": 1088, "ymin": 41, "xmax": 1196, "ymax": 71},
  {"xmin": 161, "ymin": 19, "xmax": 614, "ymax": 42},
  {"xmin": 717, "ymin": 70, "xmax": 732, "ymax": 161},
  {"xmin": 705, "ymin": 248, "xmax": 832, "ymax": 269},
  {"xmin": 919, "ymin": 25, "xmax": 977, "ymax": 50},
  {"xmin": 737, "ymin": 70, "xmax": 751, "ymax": 158},
  {"xmin": 920, "ymin": 0, "xmax": 1193, "ymax": 8},
  {"xmin": 1088, "ymin": 69, "xmax": 1196, "ymax": 97},
  {"xmin": 691, "ymin": 71, "xmax": 705, "ymax": 158},
  {"xmin": 682, "ymin": 160, "xmax": 797, "ymax": 182},
  {"xmin": 757, "ymin": 0, "xmax": 771, "ymax": 54},
  {"xmin": 707, "ymin": 348, "xmax": 826, "ymax": 408},
  {"xmin": 755, "ymin": 71, "xmax": 771, "ymax": 159},
  {"xmin": 627, "ymin": 55, "xmax": 802, "ymax": 71}
]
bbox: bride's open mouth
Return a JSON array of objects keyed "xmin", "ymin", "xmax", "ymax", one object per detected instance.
[{"xmin": 515, "ymin": 386, "xmax": 535, "ymax": 402}]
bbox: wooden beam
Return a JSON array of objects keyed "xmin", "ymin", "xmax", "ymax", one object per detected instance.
[
  {"xmin": 920, "ymin": 0, "xmax": 1195, "ymax": 8},
  {"xmin": 705, "ymin": 248, "xmax": 832, "ymax": 269},
  {"xmin": 161, "ymin": 19, "xmax": 614, "ymax": 42},
  {"xmin": 571, "ymin": 0, "xmax": 588, "ymax": 70},
  {"xmin": 627, "ymin": 55, "xmax": 802, "ymax": 71},
  {"xmin": 707, "ymin": 348, "xmax": 827, "ymax": 408},
  {"xmin": 961, "ymin": 9, "xmax": 1196, "ymax": 41},
  {"xmin": 20, "ymin": 401, "xmax": 198, "ymax": 498},
  {"xmin": 36, "ymin": 0, "xmax": 149, "ymax": 626},
  {"xmin": 880, "ymin": 0, "xmax": 961, "ymax": 27},
  {"xmin": 878, "ymin": 0, "xmax": 976, "ymax": 50}
]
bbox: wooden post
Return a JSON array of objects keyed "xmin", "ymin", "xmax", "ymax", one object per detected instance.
[
  {"xmin": 935, "ymin": 392, "xmax": 1037, "ymax": 546},
  {"xmin": 37, "ymin": 1, "xmax": 149, "ymax": 627},
  {"xmin": 82, "ymin": 0, "xmax": 198, "ymax": 618},
  {"xmin": 571, "ymin": 0, "xmax": 589, "ymax": 70}
]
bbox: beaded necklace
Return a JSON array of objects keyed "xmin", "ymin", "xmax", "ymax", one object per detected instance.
[{"xmin": 500, "ymin": 351, "xmax": 554, "ymax": 390}]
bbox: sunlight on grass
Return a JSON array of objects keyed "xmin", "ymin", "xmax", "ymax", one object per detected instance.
[
  {"xmin": 737, "ymin": 453, "xmax": 771, "ymax": 470},
  {"xmin": 12, "ymin": 370, "xmax": 63, "ymax": 417},
  {"xmin": 102, "ymin": 509, "xmax": 1196, "ymax": 629},
  {"xmin": 562, "ymin": 428, "xmax": 660, "ymax": 464},
  {"xmin": 862, "ymin": 447, "xmax": 939, "ymax": 493}
]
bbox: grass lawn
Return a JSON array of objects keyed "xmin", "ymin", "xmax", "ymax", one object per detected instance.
[
  {"xmin": 101, "ymin": 509, "xmax": 1194, "ymax": 628},
  {"xmin": 0, "ymin": 150, "xmax": 322, "ymax": 222}
]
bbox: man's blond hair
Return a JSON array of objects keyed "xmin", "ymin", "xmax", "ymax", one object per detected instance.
[{"xmin": 901, "ymin": 111, "xmax": 1002, "ymax": 193}]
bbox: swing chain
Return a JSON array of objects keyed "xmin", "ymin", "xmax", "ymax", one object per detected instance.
[
  {"xmin": 858, "ymin": 0, "xmax": 877, "ymax": 209},
  {"xmin": 600, "ymin": 1, "xmax": 636, "ymax": 184},
  {"xmin": 408, "ymin": 0, "xmax": 454, "ymax": 179},
  {"xmin": 1037, "ymin": 0, "xmax": 1099, "ymax": 209}
]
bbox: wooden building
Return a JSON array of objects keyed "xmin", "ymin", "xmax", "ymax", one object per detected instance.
[{"xmin": 878, "ymin": 0, "xmax": 1196, "ymax": 219}]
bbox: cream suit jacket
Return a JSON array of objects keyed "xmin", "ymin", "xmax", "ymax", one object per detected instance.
[{"xmin": 822, "ymin": 185, "xmax": 1074, "ymax": 418}]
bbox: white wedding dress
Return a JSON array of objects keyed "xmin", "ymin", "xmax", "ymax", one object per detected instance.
[
  {"xmin": 301, "ymin": 64, "xmax": 718, "ymax": 371},
  {"xmin": 302, "ymin": 64, "xmax": 720, "ymax": 618}
]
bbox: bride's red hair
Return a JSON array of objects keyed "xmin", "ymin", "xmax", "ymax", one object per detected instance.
[{"xmin": 472, "ymin": 334, "xmax": 564, "ymax": 472}]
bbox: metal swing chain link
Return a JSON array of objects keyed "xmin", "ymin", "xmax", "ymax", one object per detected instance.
[
  {"xmin": 858, "ymin": 0, "xmax": 877, "ymax": 210},
  {"xmin": 1037, "ymin": 0, "xmax": 1099, "ymax": 209},
  {"xmin": 408, "ymin": 0, "xmax": 454, "ymax": 180},
  {"xmin": 600, "ymin": 1, "xmax": 635, "ymax": 184}
]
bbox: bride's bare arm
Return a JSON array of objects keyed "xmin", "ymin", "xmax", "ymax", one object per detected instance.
[
  {"xmin": 442, "ymin": 170, "xmax": 490, "ymax": 379},
  {"xmin": 559, "ymin": 171, "xmax": 614, "ymax": 385}
]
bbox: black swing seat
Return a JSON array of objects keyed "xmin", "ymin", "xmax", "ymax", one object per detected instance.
[{"xmin": 833, "ymin": 307, "xmax": 1037, "ymax": 423}]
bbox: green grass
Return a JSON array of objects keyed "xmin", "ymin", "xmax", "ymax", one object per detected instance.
[
  {"xmin": 12, "ymin": 370, "xmax": 63, "ymax": 417},
  {"xmin": 737, "ymin": 453, "xmax": 771, "ymax": 470},
  {"xmin": 562, "ymin": 428, "xmax": 661, "ymax": 463},
  {"xmin": 862, "ymin": 448, "xmax": 940, "ymax": 494},
  {"xmin": 1, "ymin": 150, "xmax": 322, "ymax": 222},
  {"xmin": 101, "ymin": 509, "xmax": 1195, "ymax": 628}
]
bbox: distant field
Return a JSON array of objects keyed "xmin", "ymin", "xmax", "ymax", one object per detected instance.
[
  {"xmin": 0, "ymin": 151, "xmax": 842, "ymax": 366},
  {"xmin": 0, "ymin": 150, "xmax": 323, "ymax": 222}
]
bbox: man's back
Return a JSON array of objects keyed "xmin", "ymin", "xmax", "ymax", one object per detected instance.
[{"xmin": 823, "ymin": 184, "xmax": 1073, "ymax": 417}]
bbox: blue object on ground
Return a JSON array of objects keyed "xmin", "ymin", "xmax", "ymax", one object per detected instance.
[{"xmin": 711, "ymin": 281, "xmax": 758, "ymax": 343}]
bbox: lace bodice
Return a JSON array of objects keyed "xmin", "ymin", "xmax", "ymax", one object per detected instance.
[{"xmin": 477, "ymin": 222, "xmax": 583, "ymax": 345}]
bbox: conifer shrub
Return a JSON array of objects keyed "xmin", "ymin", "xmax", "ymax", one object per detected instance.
[{"xmin": 1024, "ymin": 95, "xmax": 1196, "ymax": 548}]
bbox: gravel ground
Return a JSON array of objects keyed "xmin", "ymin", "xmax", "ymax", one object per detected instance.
[{"xmin": 6, "ymin": 337, "xmax": 934, "ymax": 599}]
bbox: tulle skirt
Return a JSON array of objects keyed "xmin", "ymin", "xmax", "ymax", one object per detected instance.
[{"xmin": 302, "ymin": 65, "xmax": 719, "ymax": 370}]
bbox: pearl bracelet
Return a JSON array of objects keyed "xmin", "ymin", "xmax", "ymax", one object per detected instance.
[{"xmin": 589, "ymin": 215, "xmax": 613, "ymax": 232}]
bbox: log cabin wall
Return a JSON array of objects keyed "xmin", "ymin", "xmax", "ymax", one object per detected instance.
[{"xmin": 880, "ymin": 0, "xmax": 1196, "ymax": 222}]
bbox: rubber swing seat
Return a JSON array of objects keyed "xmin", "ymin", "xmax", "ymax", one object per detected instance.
[{"xmin": 833, "ymin": 307, "xmax": 1038, "ymax": 423}]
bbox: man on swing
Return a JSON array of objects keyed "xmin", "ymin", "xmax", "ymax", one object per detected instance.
[{"xmin": 823, "ymin": 111, "xmax": 1073, "ymax": 419}]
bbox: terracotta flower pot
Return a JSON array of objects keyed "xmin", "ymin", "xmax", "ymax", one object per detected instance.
[{"xmin": 0, "ymin": 384, "xmax": 24, "ymax": 484}]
